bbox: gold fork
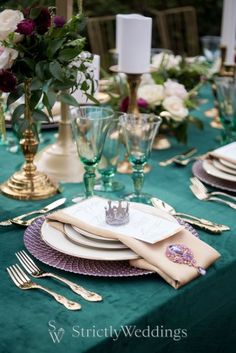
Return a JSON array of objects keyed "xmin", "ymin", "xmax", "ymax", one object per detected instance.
[
  {"xmin": 6, "ymin": 264, "xmax": 81, "ymax": 310},
  {"xmin": 15, "ymin": 250, "xmax": 102, "ymax": 302}
]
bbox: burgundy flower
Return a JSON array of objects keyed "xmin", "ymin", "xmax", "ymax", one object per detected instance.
[
  {"xmin": 54, "ymin": 16, "xmax": 66, "ymax": 28},
  {"xmin": 0, "ymin": 70, "xmax": 17, "ymax": 92},
  {"xmin": 137, "ymin": 98, "xmax": 148, "ymax": 109},
  {"xmin": 119, "ymin": 96, "xmax": 149, "ymax": 112},
  {"xmin": 119, "ymin": 96, "xmax": 129, "ymax": 112},
  {"xmin": 35, "ymin": 8, "xmax": 51, "ymax": 34},
  {"xmin": 16, "ymin": 19, "xmax": 35, "ymax": 35}
]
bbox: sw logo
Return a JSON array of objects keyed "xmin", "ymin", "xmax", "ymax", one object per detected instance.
[{"xmin": 48, "ymin": 320, "xmax": 65, "ymax": 343}]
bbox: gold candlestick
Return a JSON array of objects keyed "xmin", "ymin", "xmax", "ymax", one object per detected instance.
[
  {"xmin": 0, "ymin": 81, "xmax": 58, "ymax": 200},
  {"xmin": 110, "ymin": 65, "xmax": 152, "ymax": 174}
]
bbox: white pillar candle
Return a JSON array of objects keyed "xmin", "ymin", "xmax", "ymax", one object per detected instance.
[
  {"xmin": 221, "ymin": 0, "xmax": 236, "ymax": 65},
  {"xmin": 117, "ymin": 14, "xmax": 152, "ymax": 74},
  {"xmin": 221, "ymin": 0, "xmax": 231, "ymax": 46},
  {"xmin": 73, "ymin": 54, "xmax": 100, "ymax": 104}
]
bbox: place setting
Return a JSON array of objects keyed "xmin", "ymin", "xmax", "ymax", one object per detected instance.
[
  {"xmin": 192, "ymin": 142, "xmax": 236, "ymax": 194},
  {"xmin": 23, "ymin": 196, "xmax": 220, "ymax": 289}
]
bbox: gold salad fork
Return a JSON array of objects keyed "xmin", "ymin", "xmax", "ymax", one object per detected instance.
[
  {"xmin": 7, "ymin": 264, "xmax": 81, "ymax": 310},
  {"xmin": 16, "ymin": 250, "xmax": 102, "ymax": 302}
]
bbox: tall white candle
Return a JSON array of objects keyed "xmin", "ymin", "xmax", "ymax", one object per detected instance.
[
  {"xmin": 221, "ymin": 0, "xmax": 236, "ymax": 65},
  {"xmin": 221, "ymin": 0, "xmax": 231, "ymax": 46},
  {"xmin": 117, "ymin": 14, "xmax": 152, "ymax": 74}
]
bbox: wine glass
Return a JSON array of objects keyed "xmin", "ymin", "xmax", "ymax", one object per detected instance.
[
  {"xmin": 214, "ymin": 76, "xmax": 236, "ymax": 144},
  {"xmin": 94, "ymin": 112, "xmax": 125, "ymax": 192},
  {"xmin": 201, "ymin": 36, "xmax": 220, "ymax": 63},
  {"xmin": 120, "ymin": 113, "xmax": 162, "ymax": 204},
  {"xmin": 70, "ymin": 106, "xmax": 113, "ymax": 197}
]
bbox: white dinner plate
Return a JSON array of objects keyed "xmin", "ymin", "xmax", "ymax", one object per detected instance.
[
  {"xmin": 203, "ymin": 159, "xmax": 236, "ymax": 182},
  {"xmin": 64, "ymin": 224, "xmax": 127, "ymax": 250},
  {"xmin": 212, "ymin": 159, "xmax": 236, "ymax": 176},
  {"xmin": 219, "ymin": 158, "xmax": 236, "ymax": 170},
  {"xmin": 41, "ymin": 220, "xmax": 139, "ymax": 261},
  {"xmin": 72, "ymin": 225, "xmax": 118, "ymax": 242}
]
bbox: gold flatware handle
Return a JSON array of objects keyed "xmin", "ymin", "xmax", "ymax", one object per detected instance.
[
  {"xmin": 179, "ymin": 217, "xmax": 227, "ymax": 234},
  {"xmin": 11, "ymin": 216, "xmax": 40, "ymax": 227},
  {"xmin": 32, "ymin": 283, "xmax": 81, "ymax": 310},
  {"xmin": 46, "ymin": 273, "xmax": 102, "ymax": 302},
  {"xmin": 159, "ymin": 148, "xmax": 197, "ymax": 167},
  {"xmin": 175, "ymin": 212, "xmax": 229, "ymax": 229}
]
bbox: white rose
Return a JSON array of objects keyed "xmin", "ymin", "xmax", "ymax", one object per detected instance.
[
  {"xmin": 166, "ymin": 54, "xmax": 182, "ymax": 69},
  {"xmin": 152, "ymin": 53, "xmax": 182, "ymax": 70},
  {"xmin": 162, "ymin": 96, "xmax": 189, "ymax": 122},
  {"xmin": 0, "ymin": 46, "xmax": 18, "ymax": 69},
  {"xmin": 164, "ymin": 79, "xmax": 188, "ymax": 99},
  {"xmin": 152, "ymin": 53, "xmax": 169, "ymax": 69},
  {"xmin": 140, "ymin": 73, "xmax": 155, "ymax": 86},
  {"xmin": 137, "ymin": 84, "xmax": 164, "ymax": 105},
  {"xmin": 0, "ymin": 10, "xmax": 24, "ymax": 41}
]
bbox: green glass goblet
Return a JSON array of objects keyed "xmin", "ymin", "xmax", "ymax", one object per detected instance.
[
  {"xmin": 70, "ymin": 106, "xmax": 113, "ymax": 198},
  {"xmin": 120, "ymin": 113, "xmax": 162, "ymax": 204},
  {"xmin": 94, "ymin": 112, "xmax": 125, "ymax": 192}
]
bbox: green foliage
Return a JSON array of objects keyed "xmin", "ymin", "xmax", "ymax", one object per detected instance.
[{"xmin": 0, "ymin": 7, "xmax": 95, "ymax": 130}]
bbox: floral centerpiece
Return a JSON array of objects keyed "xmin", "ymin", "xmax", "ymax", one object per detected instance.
[
  {"xmin": 103, "ymin": 72, "xmax": 203, "ymax": 144},
  {"xmin": 0, "ymin": 6, "xmax": 94, "ymax": 200},
  {"xmin": 0, "ymin": 7, "xmax": 93, "ymax": 134}
]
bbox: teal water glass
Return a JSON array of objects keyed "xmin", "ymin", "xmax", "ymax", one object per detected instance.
[
  {"xmin": 120, "ymin": 114, "xmax": 162, "ymax": 204},
  {"xmin": 94, "ymin": 112, "xmax": 125, "ymax": 192},
  {"xmin": 214, "ymin": 77, "xmax": 236, "ymax": 144},
  {"xmin": 70, "ymin": 106, "xmax": 113, "ymax": 197}
]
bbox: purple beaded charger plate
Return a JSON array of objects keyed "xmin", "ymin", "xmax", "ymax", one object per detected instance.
[
  {"xmin": 192, "ymin": 160, "xmax": 236, "ymax": 193},
  {"xmin": 24, "ymin": 217, "xmax": 199, "ymax": 277}
]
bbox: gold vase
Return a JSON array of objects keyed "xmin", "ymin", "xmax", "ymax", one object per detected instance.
[{"xmin": 0, "ymin": 81, "xmax": 58, "ymax": 200}]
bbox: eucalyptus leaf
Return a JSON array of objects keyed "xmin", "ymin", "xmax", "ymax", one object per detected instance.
[
  {"xmin": 47, "ymin": 38, "xmax": 66, "ymax": 58},
  {"xmin": 58, "ymin": 92, "xmax": 79, "ymax": 107},
  {"xmin": 49, "ymin": 61, "xmax": 64, "ymax": 81},
  {"xmin": 32, "ymin": 109, "xmax": 50, "ymax": 122},
  {"xmin": 7, "ymin": 85, "xmax": 24, "ymax": 107},
  {"xmin": 30, "ymin": 90, "xmax": 42, "ymax": 110},
  {"xmin": 12, "ymin": 104, "xmax": 25, "ymax": 125}
]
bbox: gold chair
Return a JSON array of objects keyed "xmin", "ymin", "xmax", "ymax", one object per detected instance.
[
  {"xmin": 150, "ymin": 6, "xmax": 199, "ymax": 56},
  {"xmin": 87, "ymin": 15, "xmax": 116, "ymax": 70}
]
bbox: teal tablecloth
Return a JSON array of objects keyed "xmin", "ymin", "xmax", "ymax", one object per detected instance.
[{"xmin": 1, "ymin": 85, "xmax": 236, "ymax": 353}]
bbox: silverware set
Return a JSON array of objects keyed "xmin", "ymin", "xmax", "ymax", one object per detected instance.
[
  {"xmin": 159, "ymin": 147, "xmax": 197, "ymax": 167},
  {"xmin": 7, "ymin": 250, "xmax": 102, "ymax": 311},
  {"xmin": 158, "ymin": 147, "xmax": 210, "ymax": 167},
  {"xmin": 0, "ymin": 198, "xmax": 67, "ymax": 226},
  {"xmin": 190, "ymin": 177, "xmax": 236, "ymax": 210},
  {"xmin": 151, "ymin": 197, "xmax": 230, "ymax": 234}
]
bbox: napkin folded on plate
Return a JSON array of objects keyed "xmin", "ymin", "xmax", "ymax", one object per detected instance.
[
  {"xmin": 47, "ymin": 197, "xmax": 220, "ymax": 289},
  {"xmin": 210, "ymin": 142, "xmax": 236, "ymax": 165}
]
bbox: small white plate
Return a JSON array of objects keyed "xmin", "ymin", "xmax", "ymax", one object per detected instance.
[
  {"xmin": 41, "ymin": 221, "xmax": 139, "ymax": 261},
  {"xmin": 219, "ymin": 158, "xmax": 236, "ymax": 170},
  {"xmin": 203, "ymin": 159, "xmax": 236, "ymax": 182},
  {"xmin": 64, "ymin": 224, "xmax": 127, "ymax": 250},
  {"xmin": 72, "ymin": 225, "xmax": 118, "ymax": 242},
  {"xmin": 212, "ymin": 159, "xmax": 236, "ymax": 176}
]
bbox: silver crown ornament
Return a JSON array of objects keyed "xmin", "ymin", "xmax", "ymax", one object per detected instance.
[{"xmin": 105, "ymin": 200, "xmax": 129, "ymax": 226}]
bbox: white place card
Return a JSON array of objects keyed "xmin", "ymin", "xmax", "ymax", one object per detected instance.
[{"xmin": 63, "ymin": 197, "xmax": 183, "ymax": 244}]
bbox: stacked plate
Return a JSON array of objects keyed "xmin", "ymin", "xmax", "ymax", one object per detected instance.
[
  {"xmin": 192, "ymin": 143, "xmax": 236, "ymax": 192},
  {"xmin": 40, "ymin": 220, "xmax": 139, "ymax": 261}
]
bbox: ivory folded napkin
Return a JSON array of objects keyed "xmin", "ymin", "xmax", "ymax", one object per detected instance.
[
  {"xmin": 210, "ymin": 142, "xmax": 236, "ymax": 165},
  {"xmin": 47, "ymin": 197, "xmax": 220, "ymax": 289}
]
